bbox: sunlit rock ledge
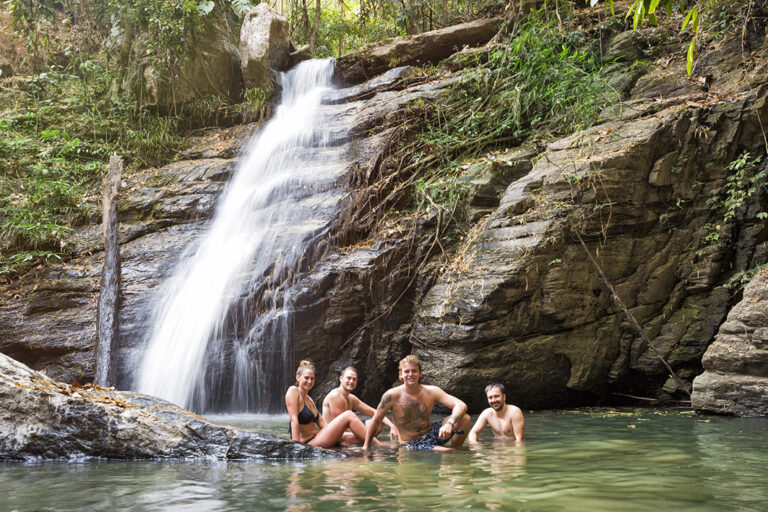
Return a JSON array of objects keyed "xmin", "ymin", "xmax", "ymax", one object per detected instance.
[{"xmin": 0, "ymin": 352, "xmax": 338, "ymax": 462}]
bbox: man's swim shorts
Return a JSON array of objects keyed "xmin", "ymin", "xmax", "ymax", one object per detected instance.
[{"xmin": 402, "ymin": 420, "xmax": 463, "ymax": 451}]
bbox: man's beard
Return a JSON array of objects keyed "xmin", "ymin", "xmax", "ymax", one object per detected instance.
[{"xmin": 491, "ymin": 402, "xmax": 503, "ymax": 410}]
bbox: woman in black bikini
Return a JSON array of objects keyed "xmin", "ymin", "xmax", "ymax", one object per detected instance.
[{"xmin": 285, "ymin": 360, "xmax": 372, "ymax": 448}]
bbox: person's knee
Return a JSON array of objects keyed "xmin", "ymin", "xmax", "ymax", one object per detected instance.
[{"xmin": 341, "ymin": 410, "xmax": 358, "ymax": 423}]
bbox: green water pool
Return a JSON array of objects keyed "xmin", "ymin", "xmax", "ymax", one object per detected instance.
[{"xmin": 2, "ymin": 409, "xmax": 766, "ymax": 511}]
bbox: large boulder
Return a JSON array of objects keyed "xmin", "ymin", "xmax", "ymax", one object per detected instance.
[
  {"xmin": 692, "ymin": 271, "xmax": 768, "ymax": 416},
  {"xmin": 0, "ymin": 351, "xmax": 337, "ymax": 461},
  {"xmin": 334, "ymin": 17, "xmax": 502, "ymax": 85},
  {"xmin": 122, "ymin": 5, "xmax": 243, "ymax": 111},
  {"xmin": 239, "ymin": 3, "xmax": 291, "ymax": 91}
]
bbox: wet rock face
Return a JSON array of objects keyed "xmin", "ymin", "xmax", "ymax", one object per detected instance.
[
  {"xmin": 0, "ymin": 352, "xmax": 337, "ymax": 461},
  {"xmin": 692, "ymin": 271, "xmax": 768, "ymax": 416},
  {"xmin": 334, "ymin": 17, "xmax": 502, "ymax": 85},
  {"xmin": 240, "ymin": 3, "xmax": 291, "ymax": 91}
]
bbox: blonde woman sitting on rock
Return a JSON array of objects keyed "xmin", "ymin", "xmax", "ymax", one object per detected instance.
[{"xmin": 285, "ymin": 360, "xmax": 376, "ymax": 448}]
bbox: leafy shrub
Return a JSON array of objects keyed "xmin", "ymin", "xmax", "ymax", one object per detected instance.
[{"xmin": 418, "ymin": 10, "xmax": 620, "ymax": 165}]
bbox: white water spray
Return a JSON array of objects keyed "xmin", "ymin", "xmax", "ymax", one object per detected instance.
[{"xmin": 135, "ymin": 60, "xmax": 348, "ymax": 411}]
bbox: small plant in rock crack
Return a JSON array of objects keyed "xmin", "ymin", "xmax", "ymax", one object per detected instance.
[
  {"xmin": 728, "ymin": 263, "xmax": 768, "ymax": 290},
  {"xmin": 705, "ymin": 152, "xmax": 766, "ymax": 223},
  {"xmin": 696, "ymin": 151, "xmax": 767, "ymax": 258}
]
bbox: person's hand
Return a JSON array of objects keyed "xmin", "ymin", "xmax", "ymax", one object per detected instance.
[
  {"xmin": 389, "ymin": 427, "xmax": 399, "ymax": 441},
  {"xmin": 438, "ymin": 421, "xmax": 454, "ymax": 440}
]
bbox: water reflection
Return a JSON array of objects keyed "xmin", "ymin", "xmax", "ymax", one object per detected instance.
[{"xmin": 2, "ymin": 410, "xmax": 767, "ymax": 511}]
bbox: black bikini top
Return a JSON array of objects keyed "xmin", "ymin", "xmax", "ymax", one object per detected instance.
[{"xmin": 297, "ymin": 403, "xmax": 319, "ymax": 425}]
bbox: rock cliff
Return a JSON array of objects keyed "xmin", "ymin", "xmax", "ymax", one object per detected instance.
[{"xmin": 2, "ymin": 10, "xmax": 768, "ymax": 417}]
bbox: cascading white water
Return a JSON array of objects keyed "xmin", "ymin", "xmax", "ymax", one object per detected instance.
[{"xmin": 134, "ymin": 59, "xmax": 349, "ymax": 412}]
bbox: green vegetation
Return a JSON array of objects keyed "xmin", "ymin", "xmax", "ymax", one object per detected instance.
[
  {"xmin": 697, "ymin": 151, "xmax": 767, "ymax": 258},
  {"xmin": 407, "ymin": 7, "xmax": 620, "ymax": 213},
  {"xmin": 707, "ymin": 152, "xmax": 766, "ymax": 225},
  {"xmin": 0, "ymin": 63, "xmax": 182, "ymax": 276},
  {"xmin": 728, "ymin": 263, "xmax": 768, "ymax": 289},
  {"xmin": 288, "ymin": 0, "xmax": 486, "ymax": 58}
]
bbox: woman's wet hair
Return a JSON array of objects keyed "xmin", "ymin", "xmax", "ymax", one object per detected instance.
[
  {"xmin": 296, "ymin": 359, "xmax": 315, "ymax": 378},
  {"xmin": 485, "ymin": 383, "xmax": 505, "ymax": 395}
]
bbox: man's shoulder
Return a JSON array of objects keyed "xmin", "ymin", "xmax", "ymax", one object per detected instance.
[
  {"xmin": 421, "ymin": 384, "xmax": 446, "ymax": 395},
  {"xmin": 324, "ymin": 388, "xmax": 342, "ymax": 402},
  {"xmin": 473, "ymin": 407, "xmax": 494, "ymax": 421},
  {"xmin": 506, "ymin": 404, "xmax": 524, "ymax": 417},
  {"xmin": 382, "ymin": 385, "xmax": 404, "ymax": 399}
]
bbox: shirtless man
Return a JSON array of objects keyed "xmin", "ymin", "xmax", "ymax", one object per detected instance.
[
  {"xmin": 468, "ymin": 383, "xmax": 525, "ymax": 443},
  {"xmin": 362, "ymin": 355, "xmax": 472, "ymax": 451},
  {"xmin": 322, "ymin": 366, "xmax": 398, "ymax": 443}
]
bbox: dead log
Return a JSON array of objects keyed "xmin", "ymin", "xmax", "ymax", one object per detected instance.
[{"xmin": 95, "ymin": 154, "xmax": 122, "ymax": 386}]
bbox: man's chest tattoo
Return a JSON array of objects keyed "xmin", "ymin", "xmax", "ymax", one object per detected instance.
[{"xmin": 399, "ymin": 394, "xmax": 429, "ymax": 431}]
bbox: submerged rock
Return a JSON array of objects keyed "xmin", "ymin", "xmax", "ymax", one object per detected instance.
[
  {"xmin": 0, "ymin": 352, "xmax": 337, "ymax": 461},
  {"xmin": 692, "ymin": 271, "xmax": 768, "ymax": 416}
]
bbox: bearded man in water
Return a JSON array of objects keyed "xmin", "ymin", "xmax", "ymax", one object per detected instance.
[
  {"xmin": 322, "ymin": 366, "xmax": 399, "ymax": 444},
  {"xmin": 363, "ymin": 355, "xmax": 471, "ymax": 451},
  {"xmin": 467, "ymin": 383, "xmax": 525, "ymax": 443}
]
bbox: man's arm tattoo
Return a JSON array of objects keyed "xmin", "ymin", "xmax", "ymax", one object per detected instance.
[{"xmin": 377, "ymin": 392, "xmax": 393, "ymax": 411}]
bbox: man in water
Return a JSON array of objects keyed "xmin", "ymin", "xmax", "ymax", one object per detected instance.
[
  {"xmin": 467, "ymin": 383, "xmax": 525, "ymax": 443},
  {"xmin": 322, "ymin": 366, "xmax": 399, "ymax": 443},
  {"xmin": 362, "ymin": 355, "xmax": 471, "ymax": 451}
]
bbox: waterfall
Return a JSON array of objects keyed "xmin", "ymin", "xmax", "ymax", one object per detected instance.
[{"xmin": 134, "ymin": 59, "xmax": 348, "ymax": 412}]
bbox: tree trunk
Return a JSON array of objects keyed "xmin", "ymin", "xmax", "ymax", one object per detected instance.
[
  {"xmin": 95, "ymin": 154, "xmax": 122, "ymax": 387},
  {"xmin": 301, "ymin": 0, "xmax": 311, "ymax": 47},
  {"xmin": 309, "ymin": 0, "xmax": 321, "ymax": 56},
  {"xmin": 109, "ymin": 13, "xmax": 135, "ymax": 103}
]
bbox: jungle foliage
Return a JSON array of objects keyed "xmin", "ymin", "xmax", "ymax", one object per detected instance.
[
  {"xmin": 0, "ymin": 0, "xmax": 490, "ymax": 275},
  {"xmin": 0, "ymin": 0, "xmax": 758, "ymax": 276},
  {"xmin": 407, "ymin": 6, "xmax": 620, "ymax": 214},
  {"xmin": 0, "ymin": 60, "xmax": 181, "ymax": 276}
]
